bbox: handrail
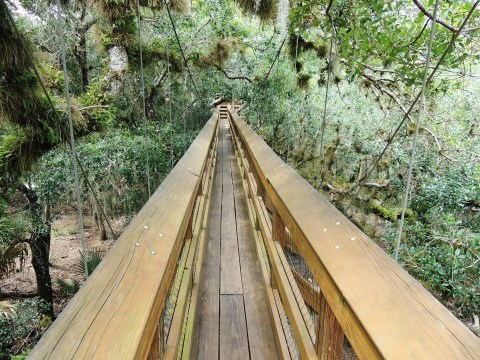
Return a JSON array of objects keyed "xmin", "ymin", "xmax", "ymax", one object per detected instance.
[
  {"xmin": 228, "ymin": 107, "xmax": 480, "ymax": 359},
  {"xmin": 29, "ymin": 113, "xmax": 219, "ymax": 359}
]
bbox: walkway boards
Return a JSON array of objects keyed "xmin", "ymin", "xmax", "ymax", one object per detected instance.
[{"xmin": 191, "ymin": 110, "xmax": 279, "ymax": 359}]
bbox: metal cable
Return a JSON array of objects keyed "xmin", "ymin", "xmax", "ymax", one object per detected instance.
[
  {"xmin": 4, "ymin": 1, "xmax": 116, "ymax": 241},
  {"xmin": 167, "ymin": 44, "xmax": 174, "ymax": 169},
  {"xmin": 318, "ymin": 29, "xmax": 335, "ymax": 184},
  {"xmin": 352, "ymin": 0, "xmax": 480, "ymax": 192},
  {"xmin": 56, "ymin": 0, "xmax": 88, "ymax": 277},
  {"xmin": 136, "ymin": 0, "xmax": 152, "ymax": 197},
  {"xmin": 287, "ymin": 34, "xmax": 299, "ymax": 164},
  {"xmin": 164, "ymin": 0, "xmax": 202, "ymax": 100},
  {"xmin": 394, "ymin": 0, "xmax": 439, "ymax": 261}
]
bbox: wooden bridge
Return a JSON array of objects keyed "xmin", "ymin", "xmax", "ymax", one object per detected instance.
[{"xmin": 30, "ymin": 103, "xmax": 480, "ymax": 359}]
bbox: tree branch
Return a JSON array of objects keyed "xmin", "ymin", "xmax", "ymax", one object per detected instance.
[
  {"xmin": 413, "ymin": 0, "xmax": 457, "ymax": 32},
  {"xmin": 212, "ymin": 63, "xmax": 254, "ymax": 83},
  {"xmin": 402, "ymin": 20, "xmax": 429, "ymax": 48}
]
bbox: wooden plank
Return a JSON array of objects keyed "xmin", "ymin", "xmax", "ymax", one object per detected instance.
[
  {"xmin": 181, "ymin": 140, "xmax": 218, "ymax": 360},
  {"xmin": 165, "ymin": 179, "xmax": 213, "ymax": 358},
  {"xmin": 219, "ymin": 295, "xmax": 249, "ymax": 360},
  {"xmin": 191, "ymin": 129, "xmax": 223, "ymax": 360},
  {"xmin": 29, "ymin": 114, "xmax": 218, "ymax": 360},
  {"xmin": 163, "ymin": 238, "xmax": 194, "ymax": 359},
  {"xmin": 233, "ymin": 128, "xmax": 318, "ymax": 359},
  {"xmin": 229, "ymin": 110, "xmax": 480, "ymax": 360},
  {"xmin": 232, "ymin": 123, "xmax": 292, "ymax": 360},
  {"xmin": 220, "ymin": 119, "xmax": 243, "ymax": 295},
  {"xmin": 316, "ymin": 293, "xmax": 344, "ymax": 360},
  {"xmin": 231, "ymin": 154, "xmax": 280, "ymax": 360}
]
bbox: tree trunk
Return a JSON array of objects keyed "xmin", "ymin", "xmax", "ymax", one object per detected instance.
[
  {"xmin": 74, "ymin": 33, "xmax": 89, "ymax": 92},
  {"xmin": 20, "ymin": 185, "xmax": 54, "ymax": 318},
  {"xmin": 28, "ymin": 226, "xmax": 54, "ymax": 318},
  {"xmin": 107, "ymin": 45, "xmax": 129, "ymax": 94}
]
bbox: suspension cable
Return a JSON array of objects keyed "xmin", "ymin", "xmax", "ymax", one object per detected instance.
[
  {"xmin": 167, "ymin": 43, "xmax": 174, "ymax": 169},
  {"xmin": 350, "ymin": 0, "xmax": 480, "ymax": 193},
  {"xmin": 136, "ymin": 0, "xmax": 152, "ymax": 198},
  {"xmin": 56, "ymin": 0, "xmax": 88, "ymax": 278},
  {"xmin": 183, "ymin": 72, "xmax": 188, "ymax": 153},
  {"xmin": 394, "ymin": 0, "xmax": 439, "ymax": 261},
  {"xmin": 318, "ymin": 27, "xmax": 335, "ymax": 184},
  {"xmin": 4, "ymin": 0, "xmax": 116, "ymax": 241},
  {"xmin": 263, "ymin": 38, "xmax": 286, "ymax": 84},
  {"xmin": 164, "ymin": 0, "xmax": 202, "ymax": 101},
  {"xmin": 287, "ymin": 34, "xmax": 299, "ymax": 164}
]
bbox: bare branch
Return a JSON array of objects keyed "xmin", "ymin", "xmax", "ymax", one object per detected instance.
[{"xmin": 212, "ymin": 63, "xmax": 254, "ymax": 83}]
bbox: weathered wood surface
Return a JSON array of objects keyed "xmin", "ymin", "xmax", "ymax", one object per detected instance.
[
  {"xmin": 228, "ymin": 108, "xmax": 480, "ymax": 359},
  {"xmin": 191, "ymin": 119, "xmax": 223, "ymax": 360},
  {"xmin": 234, "ymin": 132, "xmax": 292, "ymax": 360},
  {"xmin": 192, "ymin": 111, "xmax": 280, "ymax": 359},
  {"xmin": 232, "ymin": 146, "xmax": 280, "ymax": 359},
  {"xmin": 29, "ymin": 114, "xmax": 219, "ymax": 360},
  {"xmin": 233, "ymin": 130, "xmax": 318, "ymax": 359},
  {"xmin": 220, "ymin": 123, "xmax": 243, "ymax": 295},
  {"xmin": 219, "ymin": 295, "xmax": 249, "ymax": 360}
]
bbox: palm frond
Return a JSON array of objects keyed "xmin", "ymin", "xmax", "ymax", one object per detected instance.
[
  {"xmin": 75, "ymin": 248, "xmax": 104, "ymax": 277},
  {"xmin": 0, "ymin": 243, "xmax": 28, "ymax": 277}
]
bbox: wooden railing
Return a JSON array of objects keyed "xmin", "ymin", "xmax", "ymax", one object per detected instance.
[
  {"xmin": 29, "ymin": 113, "xmax": 219, "ymax": 360},
  {"xmin": 29, "ymin": 103, "xmax": 480, "ymax": 360},
  {"xmin": 227, "ymin": 106, "xmax": 480, "ymax": 360}
]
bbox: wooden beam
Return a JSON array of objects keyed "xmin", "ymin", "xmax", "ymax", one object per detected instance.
[
  {"xmin": 29, "ymin": 114, "xmax": 219, "ymax": 360},
  {"xmin": 232, "ymin": 126, "xmax": 318, "ymax": 359},
  {"xmin": 228, "ymin": 109, "xmax": 480, "ymax": 360}
]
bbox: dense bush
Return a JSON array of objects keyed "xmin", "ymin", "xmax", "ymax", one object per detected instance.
[{"xmin": 0, "ymin": 298, "xmax": 51, "ymax": 359}]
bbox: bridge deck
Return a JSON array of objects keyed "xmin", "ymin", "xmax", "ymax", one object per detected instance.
[{"xmin": 191, "ymin": 109, "xmax": 280, "ymax": 359}]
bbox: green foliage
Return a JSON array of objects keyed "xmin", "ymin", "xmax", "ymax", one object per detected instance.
[
  {"xmin": 413, "ymin": 166, "xmax": 480, "ymax": 223},
  {"xmin": 392, "ymin": 219, "xmax": 480, "ymax": 317},
  {"xmin": 0, "ymin": 298, "xmax": 51, "ymax": 359},
  {"xmin": 0, "ymin": 196, "xmax": 28, "ymax": 278},
  {"xmin": 10, "ymin": 349, "xmax": 30, "ymax": 360},
  {"xmin": 56, "ymin": 278, "xmax": 80, "ymax": 295},
  {"xmin": 78, "ymin": 82, "xmax": 115, "ymax": 128},
  {"xmin": 75, "ymin": 249, "xmax": 104, "ymax": 277}
]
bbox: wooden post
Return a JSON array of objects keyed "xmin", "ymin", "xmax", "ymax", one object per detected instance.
[
  {"xmin": 148, "ymin": 315, "xmax": 165, "ymax": 360},
  {"xmin": 185, "ymin": 214, "xmax": 193, "ymax": 242},
  {"xmin": 316, "ymin": 293, "xmax": 344, "ymax": 360},
  {"xmin": 272, "ymin": 208, "xmax": 287, "ymax": 249}
]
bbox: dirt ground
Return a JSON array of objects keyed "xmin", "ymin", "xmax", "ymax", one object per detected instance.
[{"xmin": 0, "ymin": 212, "xmax": 127, "ymax": 316}]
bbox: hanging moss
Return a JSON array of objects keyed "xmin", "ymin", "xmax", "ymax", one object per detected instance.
[
  {"xmin": 237, "ymin": 0, "xmax": 276, "ymax": 21},
  {"xmin": 147, "ymin": 0, "xmax": 190, "ymax": 13},
  {"xmin": 207, "ymin": 40, "xmax": 232, "ymax": 67},
  {"xmin": 316, "ymin": 43, "xmax": 328, "ymax": 58},
  {"xmin": 294, "ymin": 60, "xmax": 302, "ymax": 73},
  {"xmin": 317, "ymin": 76, "xmax": 326, "ymax": 87},
  {"xmin": 297, "ymin": 73, "xmax": 311, "ymax": 90},
  {"xmin": 288, "ymin": 33, "xmax": 316, "ymax": 59}
]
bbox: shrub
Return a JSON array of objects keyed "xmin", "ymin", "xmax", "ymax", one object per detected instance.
[{"xmin": 0, "ymin": 298, "xmax": 51, "ymax": 359}]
